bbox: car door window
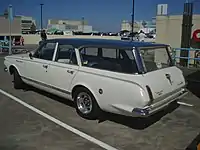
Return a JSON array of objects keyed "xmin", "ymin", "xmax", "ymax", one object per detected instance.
[
  {"xmin": 80, "ymin": 46, "xmax": 138, "ymax": 74},
  {"xmin": 33, "ymin": 42, "xmax": 56, "ymax": 61},
  {"xmin": 55, "ymin": 44, "xmax": 77, "ymax": 65}
]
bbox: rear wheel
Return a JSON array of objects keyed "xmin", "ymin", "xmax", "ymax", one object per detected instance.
[
  {"xmin": 13, "ymin": 69, "xmax": 24, "ymax": 89},
  {"xmin": 74, "ymin": 87, "xmax": 101, "ymax": 120}
]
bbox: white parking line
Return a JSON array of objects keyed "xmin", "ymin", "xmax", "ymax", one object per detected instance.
[{"xmin": 0, "ymin": 89, "xmax": 118, "ymax": 150}]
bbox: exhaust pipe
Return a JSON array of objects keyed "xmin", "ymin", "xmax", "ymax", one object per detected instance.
[{"xmin": 4, "ymin": 67, "xmax": 8, "ymax": 72}]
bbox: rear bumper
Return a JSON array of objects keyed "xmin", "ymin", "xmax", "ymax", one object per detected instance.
[{"xmin": 132, "ymin": 88, "xmax": 188, "ymax": 117}]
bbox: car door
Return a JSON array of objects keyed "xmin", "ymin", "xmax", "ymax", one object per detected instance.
[
  {"xmin": 47, "ymin": 44, "xmax": 79, "ymax": 95},
  {"xmin": 24, "ymin": 41, "xmax": 57, "ymax": 87}
]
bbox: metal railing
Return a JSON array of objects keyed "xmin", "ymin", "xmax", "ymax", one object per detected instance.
[
  {"xmin": 172, "ymin": 48, "xmax": 200, "ymax": 68},
  {"xmin": 0, "ymin": 40, "xmax": 9, "ymax": 49}
]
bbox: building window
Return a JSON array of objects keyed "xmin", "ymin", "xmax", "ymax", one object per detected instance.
[
  {"xmin": 65, "ymin": 25, "xmax": 78, "ymax": 30},
  {"xmin": 21, "ymin": 20, "xmax": 32, "ymax": 23},
  {"xmin": 21, "ymin": 24, "xmax": 32, "ymax": 28}
]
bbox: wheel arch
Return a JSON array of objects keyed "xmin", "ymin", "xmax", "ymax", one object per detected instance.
[
  {"xmin": 71, "ymin": 84, "xmax": 101, "ymax": 108},
  {"xmin": 9, "ymin": 65, "xmax": 20, "ymax": 75}
]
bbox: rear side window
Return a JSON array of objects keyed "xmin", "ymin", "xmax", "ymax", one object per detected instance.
[
  {"xmin": 80, "ymin": 47, "xmax": 138, "ymax": 74},
  {"xmin": 82, "ymin": 47, "xmax": 98, "ymax": 56},
  {"xmin": 102, "ymin": 48, "xmax": 116, "ymax": 58},
  {"xmin": 140, "ymin": 47, "xmax": 172, "ymax": 72}
]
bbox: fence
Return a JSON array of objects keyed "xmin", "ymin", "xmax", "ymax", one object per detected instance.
[
  {"xmin": 172, "ymin": 48, "xmax": 200, "ymax": 68},
  {"xmin": 0, "ymin": 40, "xmax": 9, "ymax": 52}
]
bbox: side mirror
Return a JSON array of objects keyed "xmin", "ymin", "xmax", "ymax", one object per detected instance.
[{"xmin": 29, "ymin": 52, "xmax": 33, "ymax": 59}]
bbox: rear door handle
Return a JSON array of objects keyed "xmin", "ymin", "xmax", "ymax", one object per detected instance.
[
  {"xmin": 67, "ymin": 70, "xmax": 74, "ymax": 74},
  {"xmin": 16, "ymin": 60, "xmax": 23, "ymax": 63},
  {"xmin": 43, "ymin": 64, "xmax": 48, "ymax": 69}
]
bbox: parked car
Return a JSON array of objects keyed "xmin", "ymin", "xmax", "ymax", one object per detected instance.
[
  {"xmin": 14, "ymin": 40, "xmax": 21, "ymax": 45},
  {"xmin": 121, "ymin": 35, "xmax": 130, "ymax": 40},
  {"xmin": 4, "ymin": 38, "xmax": 188, "ymax": 119}
]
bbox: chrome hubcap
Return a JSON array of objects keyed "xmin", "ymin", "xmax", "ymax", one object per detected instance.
[{"xmin": 76, "ymin": 92, "xmax": 92, "ymax": 114}]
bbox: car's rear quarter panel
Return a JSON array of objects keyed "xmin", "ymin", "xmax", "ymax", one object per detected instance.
[{"xmin": 70, "ymin": 67, "xmax": 150, "ymax": 115}]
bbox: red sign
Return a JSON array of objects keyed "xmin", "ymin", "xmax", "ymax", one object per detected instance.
[{"xmin": 192, "ymin": 29, "xmax": 200, "ymax": 42}]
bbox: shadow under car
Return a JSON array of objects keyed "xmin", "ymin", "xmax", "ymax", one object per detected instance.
[
  {"xmin": 185, "ymin": 70, "xmax": 200, "ymax": 98},
  {"xmin": 23, "ymin": 85, "xmax": 180, "ymax": 130}
]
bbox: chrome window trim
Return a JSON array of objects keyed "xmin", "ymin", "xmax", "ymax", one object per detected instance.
[
  {"xmin": 75, "ymin": 48, "xmax": 82, "ymax": 66},
  {"xmin": 132, "ymin": 47, "xmax": 146, "ymax": 74},
  {"xmin": 52, "ymin": 42, "xmax": 59, "ymax": 61},
  {"xmin": 166, "ymin": 45, "xmax": 174, "ymax": 66}
]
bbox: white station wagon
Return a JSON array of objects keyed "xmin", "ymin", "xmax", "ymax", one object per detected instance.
[{"xmin": 4, "ymin": 38, "xmax": 188, "ymax": 119}]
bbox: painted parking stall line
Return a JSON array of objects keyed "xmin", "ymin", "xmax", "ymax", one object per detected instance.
[{"xmin": 0, "ymin": 89, "xmax": 118, "ymax": 150}]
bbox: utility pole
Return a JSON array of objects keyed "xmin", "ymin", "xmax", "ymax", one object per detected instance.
[
  {"xmin": 8, "ymin": 5, "xmax": 13, "ymax": 55},
  {"xmin": 82, "ymin": 17, "xmax": 84, "ymax": 33},
  {"xmin": 180, "ymin": 2, "xmax": 193, "ymax": 66},
  {"xmin": 40, "ymin": 4, "xmax": 44, "ymax": 30},
  {"xmin": 131, "ymin": 0, "xmax": 135, "ymax": 41}
]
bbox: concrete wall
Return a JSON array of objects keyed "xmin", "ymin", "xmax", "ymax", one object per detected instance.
[
  {"xmin": 156, "ymin": 15, "xmax": 200, "ymax": 48},
  {"xmin": 22, "ymin": 35, "xmax": 121, "ymax": 44},
  {"xmin": 0, "ymin": 16, "xmax": 21, "ymax": 35},
  {"xmin": 156, "ymin": 15, "xmax": 200, "ymax": 64}
]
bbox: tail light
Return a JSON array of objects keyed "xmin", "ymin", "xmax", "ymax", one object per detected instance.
[{"xmin": 146, "ymin": 85, "xmax": 154, "ymax": 104}]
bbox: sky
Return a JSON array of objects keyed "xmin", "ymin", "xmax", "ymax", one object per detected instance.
[{"xmin": 0, "ymin": 0, "xmax": 199, "ymax": 32}]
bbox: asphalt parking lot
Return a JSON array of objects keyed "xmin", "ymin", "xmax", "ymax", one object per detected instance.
[{"xmin": 0, "ymin": 51, "xmax": 200, "ymax": 150}]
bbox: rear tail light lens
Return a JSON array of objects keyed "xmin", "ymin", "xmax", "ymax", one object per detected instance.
[{"xmin": 146, "ymin": 85, "xmax": 154, "ymax": 104}]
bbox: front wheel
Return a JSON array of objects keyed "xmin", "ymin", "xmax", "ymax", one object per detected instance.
[{"xmin": 74, "ymin": 88, "xmax": 101, "ymax": 120}]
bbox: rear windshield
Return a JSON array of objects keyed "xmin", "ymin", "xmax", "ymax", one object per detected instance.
[{"xmin": 139, "ymin": 46, "xmax": 172, "ymax": 72}]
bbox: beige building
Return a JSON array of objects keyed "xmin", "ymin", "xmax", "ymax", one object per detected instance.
[
  {"xmin": 48, "ymin": 19, "xmax": 88, "ymax": 26},
  {"xmin": 0, "ymin": 15, "xmax": 36, "ymax": 35},
  {"xmin": 156, "ymin": 14, "xmax": 200, "ymax": 48},
  {"xmin": 19, "ymin": 16, "xmax": 36, "ymax": 33},
  {"xmin": 47, "ymin": 19, "xmax": 93, "ymax": 33},
  {"xmin": 0, "ymin": 15, "xmax": 21, "ymax": 35},
  {"xmin": 121, "ymin": 20, "xmax": 142, "ymax": 32},
  {"xmin": 156, "ymin": 14, "xmax": 200, "ymax": 64}
]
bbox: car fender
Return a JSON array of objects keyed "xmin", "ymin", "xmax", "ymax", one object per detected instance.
[
  {"xmin": 4, "ymin": 58, "xmax": 21, "ymax": 76},
  {"xmin": 8, "ymin": 64, "xmax": 21, "ymax": 76},
  {"xmin": 70, "ymin": 82, "xmax": 102, "ymax": 108}
]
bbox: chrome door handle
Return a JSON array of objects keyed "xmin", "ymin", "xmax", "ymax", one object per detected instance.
[
  {"xmin": 43, "ymin": 64, "xmax": 48, "ymax": 69},
  {"xmin": 16, "ymin": 60, "xmax": 23, "ymax": 63},
  {"xmin": 67, "ymin": 70, "xmax": 74, "ymax": 74}
]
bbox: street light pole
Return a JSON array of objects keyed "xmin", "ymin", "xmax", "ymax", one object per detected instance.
[
  {"xmin": 131, "ymin": 0, "xmax": 135, "ymax": 41},
  {"xmin": 82, "ymin": 17, "xmax": 84, "ymax": 33},
  {"xmin": 8, "ymin": 5, "xmax": 13, "ymax": 55},
  {"xmin": 9, "ymin": 14, "xmax": 12, "ymax": 55},
  {"xmin": 40, "ymin": 4, "xmax": 44, "ymax": 30},
  {"xmin": 180, "ymin": 2, "xmax": 193, "ymax": 66}
]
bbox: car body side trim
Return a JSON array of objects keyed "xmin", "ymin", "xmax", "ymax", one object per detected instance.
[
  {"xmin": 21, "ymin": 76, "xmax": 71, "ymax": 95},
  {"xmin": 79, "ymin": 69, "xmax": 145, "ymax": 90}
]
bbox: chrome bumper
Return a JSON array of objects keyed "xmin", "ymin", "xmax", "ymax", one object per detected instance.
[
  {"xmin": 4, "ymin": 67, "xmax": 8, "ymax": 72},
  {"xmin": 132, "ymin": 88, "xmax": 188, "ymax": 117}
]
